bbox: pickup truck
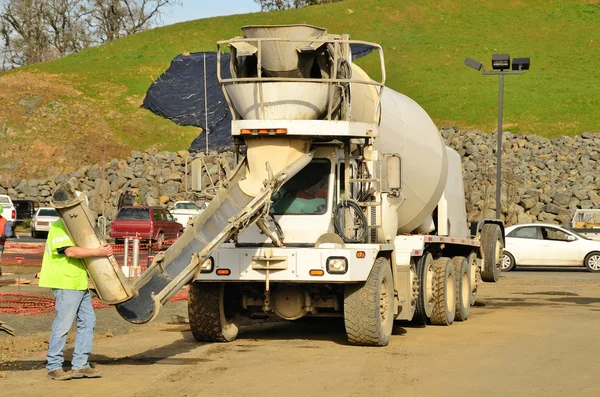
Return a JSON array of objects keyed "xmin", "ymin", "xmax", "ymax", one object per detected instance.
[
  {"xmin": 570, "ymin": 209, "xmax": 600, "ymax": 241},
  {"xmin": 109, "ymin": 206, "xmax": 183, "ymax": 250},
  {"xmin": 0, "ymin": 195, "xmax": 16, "ymax": 229},
  {"xmin": 170, "ymin": 201, "xmax": 206, "ymax": 227}
]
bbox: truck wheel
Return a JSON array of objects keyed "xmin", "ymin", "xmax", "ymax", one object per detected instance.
[
  {"xmin": 188, "ymin": 282, "xmax": 241, "ymax": 342},
  {"xmin": 480, "ymin": 223, "xmax": 503, "ymax": 282},
  {"xmin": 584, "ymin": 252, "xmax": 600, "ymax": 272},
  {"xmin": 467, "ymin": 252, "xmax": 480, "ymax": 306},
  {"xmin": 414, "ymin": 253, "xmax": 435, "ymax": 323},
  {"xmin": 451, "ymin": 256, "xmax": 470, "ymax": 322},
  {"xmin": 430, "ymin": 257, "xmax": 456, "ymax": 326},
  {"xmin": 344, "ymin": 257, "xmax": 394, "ymax": 346},
  {"xmin": 501, "ymin": 252, "xmax": 516, "ymax": 272}
]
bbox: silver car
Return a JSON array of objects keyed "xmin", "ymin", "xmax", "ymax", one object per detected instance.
[{"xmin": 31, "ymin": 207, "xmax": 60, "ymax": 238}]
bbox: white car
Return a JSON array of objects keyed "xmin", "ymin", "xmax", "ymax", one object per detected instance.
[
  {"xmin": 170, "ymin": 201, "xmax": 207, "ymax": 227},
  {"xmin": 31, "ymin": 207, "xmax": 60, "ymax": 238},
  {"xmin": 502, "ymin": 223, "xmax": 600, "ymax": 273},
  {"xmin": 0, "ymin": 195, "xmax": 16, "ymax": 228}
]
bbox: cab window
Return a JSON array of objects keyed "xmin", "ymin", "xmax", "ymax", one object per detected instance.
[{"xmin": 271, "ymin": 159, "xmax": 330, "ymax": 215}]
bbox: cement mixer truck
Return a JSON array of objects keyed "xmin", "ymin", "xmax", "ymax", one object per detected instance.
[{"xmin": 54, "ymin": 25, "xmax": 504, "ymax": 347}]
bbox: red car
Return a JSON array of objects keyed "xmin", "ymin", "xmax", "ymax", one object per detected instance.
[{"xmin": 109, "ymin": 206, "xmax": 183, "ymax": 249}]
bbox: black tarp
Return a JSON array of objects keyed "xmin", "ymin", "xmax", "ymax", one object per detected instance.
[
  {"xmin": 141, "ymin": 52, "xmax": 233, "ymax": 153},
  {"xmin": 141, "ymin": 44, "xmax": 379, "ymax": 153}
]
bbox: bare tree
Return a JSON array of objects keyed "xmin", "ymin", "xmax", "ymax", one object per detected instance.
[
  {"xmin": 43, "ymin": 0, "xmax": 91, "ymax": 57},
  {"xmin": 0, "ymin": 0, "xmax": 178, "ymax": 69},
  {"xmin": 89, "ymin": 0, "xmax": 178, "ymax": 43},
  {"xmin": 254, "ymin": 0, "xmax": 342, "ymax": 11},
  {"xmin": 1, "ymin": 0, "xmax": 53, "ymax": 66}
]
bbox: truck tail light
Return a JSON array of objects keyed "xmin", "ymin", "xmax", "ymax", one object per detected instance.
[
  {"xmin": 12, "ymin": 209, "xmax": 16, "ymax": 219},
  {"xmin": 240, "ymin": 128, "xmax": 287, "ymax": 135}
]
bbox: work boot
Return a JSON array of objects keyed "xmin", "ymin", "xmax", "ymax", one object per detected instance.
[
  {"xmin": 47, "ymin": 369, "xmax": 72, "ymax": 380},
  {"xmin": 72, "ymin": 367, "xmax": 102, "ymax": 379}
]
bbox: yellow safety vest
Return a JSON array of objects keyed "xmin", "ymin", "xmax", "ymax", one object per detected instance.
[{"xmin": 38, "ymin": 219, "xmax": 88, "ymax": 290}]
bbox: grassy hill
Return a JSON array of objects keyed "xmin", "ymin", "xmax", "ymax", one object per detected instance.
[{"xmin": 1, "ymin": 0, "xmax": 599, "ymax": 178}]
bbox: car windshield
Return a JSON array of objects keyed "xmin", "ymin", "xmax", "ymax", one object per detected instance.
[
  {"xmin": 175, "ymin": 203, "xmax": 199, "ymax": 210},
  {"xmin": 38, "ymin": 209, "xmax": 58, "ymax": 217},
  {"xmin": 271, "ymin": 159, "xmax": 330, "ymax": 215},
  {"xmin": 116, "ymin": 208, "xmax": 150, "ymax": 221}
]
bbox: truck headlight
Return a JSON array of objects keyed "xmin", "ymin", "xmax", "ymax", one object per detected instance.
[
  {"xmin": 200, "ymin": 257, "xmax": 214, "ymax": 273},
  {"xmin": 326, "ymin": 257, "xmax": 348, "ymax": 274}
]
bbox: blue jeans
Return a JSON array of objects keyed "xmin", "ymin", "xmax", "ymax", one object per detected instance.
[{"xmin": 47, "ymin": 289, "xmax": 96, "ymax": 372}]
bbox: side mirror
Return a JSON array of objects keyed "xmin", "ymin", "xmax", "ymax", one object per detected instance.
[{"xmin": 567, "ymin": 235, "xmax": 576, "ymax": 242}]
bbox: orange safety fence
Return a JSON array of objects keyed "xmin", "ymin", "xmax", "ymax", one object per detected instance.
[
  {"xmin": 0, "ymin": 239, "xmax": 178, "ymax": 269},
  {"xmin": 0, "ymin": 237, "xmax": 185, "ymax": 316},
  {"xmin": 0, "ymin": 289, "xmax": 189, "ymax": 317}
]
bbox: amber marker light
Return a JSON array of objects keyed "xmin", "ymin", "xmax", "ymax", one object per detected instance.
[
  {"xmin": 356, "ymin": 251, "xmax": 366, "ymax": 258},
  {"xmin": 216, "ymin": 269, "xmax": 231, "ymax": 276},
  {"xmin": 309, "ymin": 269, "xmax": 324, "ymax": 276}
]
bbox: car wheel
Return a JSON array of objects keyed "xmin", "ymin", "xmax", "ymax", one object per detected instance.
[
  {"xmin": 501, "ymin": 252, "xmax": 516, "ymax": 272},
  {"xmin": 584, "ymin": 252, "xmax": 600, "ymax": 273}
]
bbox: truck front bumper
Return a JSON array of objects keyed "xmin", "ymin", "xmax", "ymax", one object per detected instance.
[{"xmin": 193, "ymin": 244, "xmax": 390, "ymax": 283}]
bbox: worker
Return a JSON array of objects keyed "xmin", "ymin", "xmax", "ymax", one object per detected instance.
[
  {"xmin": 39, "ymin": 213, "xmax": 113, "ymax": 381},
  {"xmin": 0, "ymin": 203, "xmax": 13, "ymax": 264}
]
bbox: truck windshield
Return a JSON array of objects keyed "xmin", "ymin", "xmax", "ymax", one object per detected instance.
[
  {"xmin": 175, "ymin": 203, "xmax": 199, "ymax": 210},
  {"xmin": 116, "ymin": 208, "xmax": 150, "ymax": 221},
  {"xmin": 271, "ymin": 159, "xmax": 330, "ymax": 215},
  {"xmin": 0, "ymin": 196, "xmax": 10, "ymax": 204},
  {"xmin": 38, "ymin": 208, "xmax": 58, "ymax": 216}
]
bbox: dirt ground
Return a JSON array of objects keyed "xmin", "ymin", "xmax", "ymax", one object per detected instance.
[{"xmin": 2, "ymin": 268, "xmax": 600, "ymax": 397}]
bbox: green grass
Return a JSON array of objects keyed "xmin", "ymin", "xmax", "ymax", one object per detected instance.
[{"xmin": 4, "ymin": 0, "xmax": 600, "ymax": 156}]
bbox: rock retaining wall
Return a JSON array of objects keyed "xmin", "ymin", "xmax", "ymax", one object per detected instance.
[{"xmin": 2, "ymin": 129, "xmax": 599, "ymax": 227}]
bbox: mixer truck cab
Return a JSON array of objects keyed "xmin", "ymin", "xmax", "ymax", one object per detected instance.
[{"xmin": 77, "ymin": 25, "xmax": 506, "ymax": 347}]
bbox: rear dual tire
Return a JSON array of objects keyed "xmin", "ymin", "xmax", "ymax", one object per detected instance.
[
  {"xmin": 481, "ymin": 224, "xmax": 503, "ymax": 282},
  {"xmin": 430, "ymin": 258, "xmax": 456, "ymax": 326},
  {"xmin": 451, "ymin": 256, "xmax": 470, "ymax": 322}
]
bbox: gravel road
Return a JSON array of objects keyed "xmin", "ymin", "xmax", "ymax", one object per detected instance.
[{"xmin": 2, "ymin": 269, "xmax": 600, "ymax": 397}]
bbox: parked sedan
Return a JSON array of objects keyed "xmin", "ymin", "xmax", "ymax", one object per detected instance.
[
  {"xmin": 31, "ymin": 207, "xmax": 60, "ymax": 238},
  {"xmin": 502, "ymin": 223, "xmax": 600, "ymax": 272}
]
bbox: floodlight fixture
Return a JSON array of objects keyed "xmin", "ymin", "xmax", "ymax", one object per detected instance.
[
  {"xmin": 512, "ymin": 57, "xmax": 531, "ymax": 71},
  {"xmin": 464, "ymin": 57, "xmax": 483, "ymax": 71},
  {"xmin": 491, "ymin": 54, "xmax": 510, "ymax": 71}
]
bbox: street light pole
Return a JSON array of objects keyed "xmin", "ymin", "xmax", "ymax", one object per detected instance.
[
  {"xmin": 496, "ymin": 73, "xmax": 504, "ymax": 219},
  {"xmin": 481, "ymin": 70, "xmax": 521, "ymax": 220},
  {"xmin": 465, "ymin": 55, "xmax": 530, "ymax": 220}
]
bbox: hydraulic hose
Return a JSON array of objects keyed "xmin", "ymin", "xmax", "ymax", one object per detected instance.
[{"xmin": 334, "ymin": 200, "xmax": 368, "ymax": 243}]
